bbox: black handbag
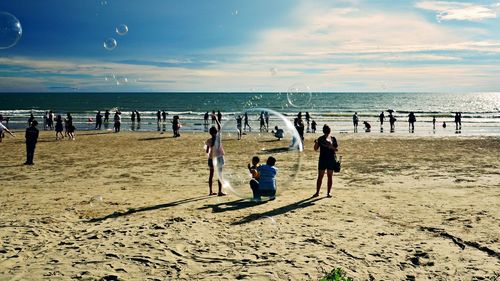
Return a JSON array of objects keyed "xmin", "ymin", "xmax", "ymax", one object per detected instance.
[{"xmin": 333, "ymin": 155, "xmax": 342, "ymax": 173}]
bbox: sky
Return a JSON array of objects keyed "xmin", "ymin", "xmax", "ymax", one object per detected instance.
[{"xmin": 0, "ymin": 0, "xmax": 499, "ymax": 92}]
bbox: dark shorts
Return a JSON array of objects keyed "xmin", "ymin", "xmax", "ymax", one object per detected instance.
[
  {"xmin": 318, "ymin": 159, "xmax": 335, "ymax": 171},
  {"xmin": 208, "ymin": 157, "xmax": 224, "ymax": 168}
]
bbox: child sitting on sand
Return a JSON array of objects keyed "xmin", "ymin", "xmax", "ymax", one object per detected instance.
[{"xmin": 249, "ymin": 156, "xmax": 277, "ymax": 202}]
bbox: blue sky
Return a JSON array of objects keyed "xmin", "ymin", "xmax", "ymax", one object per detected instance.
[{"xmin": 0, "ymin": 0, "xmax": 499, "ymax": 92}]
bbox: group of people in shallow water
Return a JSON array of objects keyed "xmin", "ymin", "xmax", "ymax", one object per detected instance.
[{"xmin": 353, "ymin": 111, "xmax": 463, "ymax": 133}]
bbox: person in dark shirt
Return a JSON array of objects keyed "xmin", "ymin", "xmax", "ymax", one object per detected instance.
[
  {"xmin": 25, "ymin": 120, "xmax": 39, "ymax": 165},
  {"xmin": 27, "ymin": 113, "xmax": 35, "ymax": 127},
  {"xmin": 313, "ymin": 124, "xmax": 338, "ymax": 198},
  {"xmin": 162, "ymin": 110, "xmax": 167, "ymax": 122},
  {"xmin": 204, "ymin": 112, "xmax": 209, "ymax": 125},
  {"xmin": 104, "ymin": 110, "xmax": 110, "ymax": 123},
  {"xmin": 217, "ymin": 110, "xmax": 222, "ymax": 123},
  {"xmin": 157, "ymin": 110, "xmax": 161, "ymax": 123},
  {"xmin": 311, "ymin": 120, "xmax": 317, "ymax": 133},
  {"xmin": 95, "ymin": 111, "xmax": 103, "ymax": 130}
]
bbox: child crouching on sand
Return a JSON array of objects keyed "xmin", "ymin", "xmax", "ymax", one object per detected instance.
[{"xmin": 249, "ymin": 156, "xmax": 277, "ymax": 202}]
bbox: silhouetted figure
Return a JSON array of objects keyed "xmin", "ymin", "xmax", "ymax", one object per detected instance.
[
  {"xmin": 162, "ymin": 110, "xmax": 167, "ymax": 122},
  {"xmin": 432, "ymin": 116, "xmax": 436, "ymax": 130},
  {"xmin": 264, "ymin": 111, "xmax": 269, "ymax": 131},
  {"xmin": 55, "ymin": 115, "xmax": 64, "ymax": 140},
  {"xmin": 379, "ymin": 111, "xmax": 385, "ymax": 127},
  {"xmin": 353, "ymin": 112, "xmax": 359, "ymax": 132},
  {"xmin": 236, "ymin": 115, "xmax": 243, "ymax": 140},
  {"xmin": 363, "ymin": 121, "xmax": 371, "ymax": 132},
  {"xmin": 305, "ymin": 112, "xmax": 311, "ymax": 132},
  {"xmin": 211, "ymin": 110, "xmax": 216, "ymax": 124},
  {"xmin": 295, "ymin": 118, "xmax": 305, "ymax": 143},
  {"xmin": 313, "ymin": 124, "xmax": 338, "ymax": 198},
  {"xmin": 25, "ymin": 120, "xmax": 39, "ymax": 165},
  {"xmin": 408, "ymin": 112, "xmax": 416, "ymax": 132},
  {"xmin": 311, "ymin": 120, "xmax": 317, "ymax": 133},
  {"xmin": 455, "ymin": 112, "xmax": 462, "ymax": 130},
  {"xmin": 114, "ymin": 111, "xmax": 121, "ymax": 132},
  {"xmin": 204, "ymin": 112, "xmax": 209, "ymax": 125},
  {"xmin": 172, "ymin": 115, "xmax": 180, "ymax": 137},
  {"xmin": 389, "ymin": 113, "xmax": 396, "ymax": 132},
  {"xmin": 217, "ymin": 110, "xmax": 222, "ymax": 123},
  {"xmin": 48, "ymin": 111, "xmax": 54, "ymax": 130},
  {"xmin": 259, "ymin": 111, "xmax": 266, "ymax": 132},
  {"xmin": 104, "ymin": 110, "xmax": 110, "ymax": 123},
  {"xmin": 443, "ymin": 122, "xmax": 446, "ymax": 128},
  {"xmin": 131, "ymin": 111, "xmax": 136, "ymax": 123},
  {"xmin": 273, "ymin": 126, "xmax": 284, "ymax": 140},
  {"xmin": 135, "ymin": 111, "xmax": 141, "ymax": 123},
  {"xmin": 27, "ymin": 113, "xmax": 35, "ymax": 127},
  {"xmin": 156, "ymin": 110, "xmax": 161, "ymax": 123},
  {"xmin": 244, "ymin": 112, "xmax": 251, "ymax": 132},
  {"xmin": 95, "ymin": 111, "xmax": 103, "ymax": 130}
]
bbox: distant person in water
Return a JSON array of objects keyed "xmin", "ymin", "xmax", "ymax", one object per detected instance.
[
  {"xmin": 236, "ymin": 115, "xmax": 243, "ymax": 140},
  {"xmin": 264, "ymin": 111, "xmax": 269, "ymax": 131},
  {"xmin": 249, "ymin": 156, "xmax": 277, "ymax": 202},
  {"xmin": 353, "ymin": 112, "xmax": 359, "ymax": 132},
  {"xmin": 205, "ymin": 115, "xmax": 226, "ymax": 196},
  {"xmin": 455, "ymin": 112, "xmax": 462, "ymax": 130},
  {"xmin": 389, "ymin": 112, "xmax": 396, "ymax": 132},
  {"xmin": 305, "ymin": 112, "xmax": 311, "ymax": 132},
  {"xmin": 25, "ymin": 120, "xmax": 39, "ymax": 165},
  {"xmin": 131, "ymin": 111, "xmax": 136, "ymax": 123},
  {"xmin": 104, "ymin": 110, "xmax": 109, "ymax": 123},
  {"xmin": 48, "ymin": 111, "xmax": 54, "ymax": 130},
  {"xmin": 379, "ymin": 111, "xmax": 385, "ymax": 127},
  {"xmin": 172, "ymin": 115, "xmax": 181, "ymax": 137},
  {"xmin": 55, "ymin": 115, "xmax": 64, "ymax": 140},
  {"xmin": 135, "ymin": 111, "xmax": 141, "ymax": 123},
  {"xmin": 244, "ymin": 112, "xmax": 251, "ymax": 132},
  {"xmin": 28, "ymin": 113, "xmax": 35, "ymax": 127},
  {"xmin": 156, "ymin": 110, "xmax": 161, "ymax": 123},
  {"xmin": 162, "ymin": 110, "xmax": 167, "ymax": 122},
  {"xmin": 259, "ymin": 111, "xmax": 266, "ymax": 132},
  {"xmin": 43, "ymin": 111, "xmax": 48, "ymax": 130},
  {"xmin": 443, "ymin": 121, "xmax": 446, "ymax": 128},
  {"xmin": 408, "ymin": 112, "xmax": 416, "ymax": 132},
  {"xmin": 364, "ymin": 121, "xmax": 371, "ymax": 132},
  {"xmin": 114, "ymin": 111, "xmax": 121, "ymax": 132},
  {"xmin": 311, "ymin": 120, "xmax": 317, "ymax": 133},
  {"xmin": 432, "ymin": 116, "xmax": 436, "ymax": 129},
  {"xmin": 204, "ymin": 112, "xmax": 209, "ymax": 125},
  {"xmin": 95, "ymin": 111, "xmax": 103, "ymax": 130},
  {"xmin": 211, "ymin": 110, "xmax": 216, "ymax": 124},
  {"xmin": 217, "ymin": 110, "xmax": 222, "ymax": 123},
  {"xmin": 313, "ymin": 124, "xmax": 338, "ymax": 198}
]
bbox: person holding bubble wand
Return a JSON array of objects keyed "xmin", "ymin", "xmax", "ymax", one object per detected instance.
[{"xmin": 205, "ymin": 114, "xmax": 226, "ymax": 196}]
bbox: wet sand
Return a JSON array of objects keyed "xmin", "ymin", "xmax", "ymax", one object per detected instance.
[{"xmin": 0, "ymin": 131, "xmax": 499, "ymax": 280}]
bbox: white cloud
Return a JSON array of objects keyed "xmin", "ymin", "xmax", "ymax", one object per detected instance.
[{"xmin": 416, "ymin": 1, "xmax": 497, "ymax": 22}]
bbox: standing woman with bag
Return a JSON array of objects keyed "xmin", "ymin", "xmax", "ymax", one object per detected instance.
[{"xmin": 312, "ymin": 124, "xmax": 338, "ymax": 198}]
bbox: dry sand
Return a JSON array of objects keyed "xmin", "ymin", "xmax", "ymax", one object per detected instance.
[{"xmin": 0, "ymin": 130, "xmax": 499, "ymax": 280}]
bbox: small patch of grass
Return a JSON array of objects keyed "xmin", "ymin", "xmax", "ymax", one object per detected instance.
[{"xmin": 319, "ymin": 268, "xmax": 353, "ymax": 281}]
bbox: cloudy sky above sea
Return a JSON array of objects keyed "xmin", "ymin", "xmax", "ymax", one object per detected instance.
[{"xmin": 0, "ymin": 0, "xmax": 499, "ymax": 92}]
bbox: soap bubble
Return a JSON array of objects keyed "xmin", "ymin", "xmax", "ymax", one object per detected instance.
[
  {"xmin": 215, "ymin": 108, "xmax": 303, "ymax": 199},
  {"xmin": 103, "ymin": 37, "xmax": 117, "ymax": 51},
  {"xmin": 287, "ymin": 83, "xmax": 312, "ymax": 108},
  {"xmin": 270, "ymin": 67, "xmax": 278, "ymax": 76},
  {"xmin": 0, "ymin": 12, "xmax": 22, "ymax": 50},
  {"xmin": 116, "ymin": 24, "xmax": 128, "ymax": 36},
  {"xmin": 90, "ymin": 195, "xmax": 103, "ymax": 207}
]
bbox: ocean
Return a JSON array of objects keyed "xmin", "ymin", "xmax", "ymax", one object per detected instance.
[{"xmin": 1, "ymin": 92, "xmax": 499, "ymax": 136}]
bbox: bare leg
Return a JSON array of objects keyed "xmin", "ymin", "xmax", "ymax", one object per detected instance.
[
  {"xmin": 313, "ymin": 169, "xmax": 325, "ymax": 197},
  {"xmin": 326, "ymin": 170, "xmax": 334, "ymax": 197},
  {"xmin": 208, "ymin": 167, "xmax": 216, "ymax": 195}
]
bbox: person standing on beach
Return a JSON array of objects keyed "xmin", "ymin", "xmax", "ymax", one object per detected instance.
[
  {"xmin": 455, "ymin": 112, "xmax": 462, "ymax": 130},
  {"xmin": 264, "ymin": 111, "xmax": 269, "ymax": 131},
  {"xmin": 313, "ymin": 124, "xmax": 338, "ymax": 198},
  {"xmin": 0, "ymin": 121, "xmax": 15, "ymax": 142},
  {"xmin": 259, "ymin": 111, "xmax": 266, "ymax": 132},
  {"xmin": 408, "ymin": 112, "xmax": 416, "ymax": 132},
  {"xmin": 43, "ymin": 111, "xmax": 48, "ymax": 130},
  {"xmin": 389, "ymin": 112, "xmax": 396, "ymax": 132},
  {"xmin": 156, "ymin": 110, "xmax": 161, "ymax": 123},
  {"xmin": 162, "ymin": 110, "xmax": 167, "ymax": 122},
  {"xmin": 64, "ymin": 113, "xmax": 73, "ymax": 138},
  {"xmin": 311, "ymin": 120, "xmax": 317, "ymax": 133},
  {"xmin": 135, "ymin": 111, "xmax": 141, "ymax": 123},
  {"xmin": 172, "ymin": 115, "xmax": 181, "ymax": 137},
  {"xmin": 244, "ymin": 112, "xmax": 251, "ymax": 132},
  {"xmin": 204, "ymin": 112, "xmax": 209, "ymax": 125},
  {"xmin": 131, "ymin": 111, "xmax": 136, "ymax": 123},
  {"xmin": 114, "ymin": 111, "xmax": 121, "ymax": 133},
  {"xmin": 28, "ymin": 113, "xmax": 35, "ymax": 127},
  {"xmin": 353, "ymin": 112, "xmax": 359, "ymax": 132},
  {"xmin": 432, "ymin": 116, "xmax": 436, "ymax": 130},
  {"xmin": 55, "ymin": 115, "xmax": 64, "ymax": 140},
  {"xmin": 68, "ymin": 120, "xmax": 76, "ymax": 140},
  {"xmin": 104, "ymin": 110, "xmax": 110, "ymax": 123},
  {"xmin": 211, "ymin": 110, "xmax": 216, "ymax": 124},
  {"xmin": 205, "ymin": 115, "xmax": 226, "ymax": 196},
  {"xmin": 48, "ymin": 111, "xmax": 54, "ymax": 130},
  {"xmin": 305, "ymin": 112, "xmax": 311, "ymax": 132},
  {"xmin": 236, "ymin": 115, "xmax": 243, "ymax": 140},
  {"xmin": 217, "ymin": 110, "xmax": 222, "ymax": 123},
  {"xmin": 25, "ymin": 120, "xmax": 39, "ymax": 165},
  {"xmin": 95, "ymin": 111, "xmax": 103, "ymax": 130},
  {"xmin": 379, "ymin": 112, "xmax": 385, "ymax": 127}
]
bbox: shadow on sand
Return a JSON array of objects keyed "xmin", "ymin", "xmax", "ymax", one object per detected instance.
[
  {"xmin": 138, "ymin": 136, "xmax": 170, "ymax": 141},
  {"xmin": 231, "ymin": 197, "xmax": 324, "ymax": 225},
  {"xmin": 198, "ymin": 198, "xmax": 268, "ymax": 213},
  {"xmin": 85, "ymin": 195, "xmax": 209, "ymax": 223}
]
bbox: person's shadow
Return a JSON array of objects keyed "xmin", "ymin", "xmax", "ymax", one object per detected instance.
[
  {"xmin": 231, "ymin": 197, "xmax": 325, "ymax": 225},
  {"xmin": 198, "ymin": 198, "xmax": 267, "ymax": 213}
]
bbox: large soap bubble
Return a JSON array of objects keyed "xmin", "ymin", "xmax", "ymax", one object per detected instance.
[
  {"xmin": 287, "ymin": 83, "xmax": 312, "ymax": 108},
  {"xmin": 215, "ymin": 108, "xmax": 303, "ymax": 199},
  {"xmin": 116, "ymin": 24, "xmax": 128, "ymax": 36},
  {"xmin": 0, "ymin": 12, "xmax": 22, "ymax": 49},
  {"xmin": 103, "ymin": 37, "xmax": 117, "ymax": 51}
]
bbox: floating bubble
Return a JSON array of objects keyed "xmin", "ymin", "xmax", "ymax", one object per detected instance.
[
  {"xmin": 90, "ymin": 195, "xmax": 103, "ymax": 207},
  {"xmin": 270, "ymin": 67, "xmax": 278, "ymax": 76},
  {"xmin": 103, "ymin": 37, "xmax": 117, "ymax": 51},
  {"xmin": 0, "ymin": 12, "xmax": 22, "ymax": 50},
  {"xmin": 215, "ymin": 108, "xmax": 303, "ymax": 200},
  {"xmin": 116, "ymin": 24, "xmax": 128, "ymax": 36},
  {"xmin": 100, "ymin": 0, "xmax": 108, "ymax": 6},
  {"xmin": 231, "ymin": 10, "xmax": 238, "ymax": 16},
  {"xmin": 287, "ymin": 83, "xmax": 312, "ymax": 108}
]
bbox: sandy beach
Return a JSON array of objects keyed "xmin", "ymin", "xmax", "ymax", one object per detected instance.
[{"xmin": 0, "ymin": 130, "xmax": 499, "ymax": 280}]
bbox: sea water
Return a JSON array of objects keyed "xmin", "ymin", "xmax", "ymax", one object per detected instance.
[{"xmin": 0, "ymin": 92, "xmax": 499, "ymax": 136}]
